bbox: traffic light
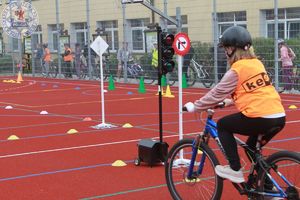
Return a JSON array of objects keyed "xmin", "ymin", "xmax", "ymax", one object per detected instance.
[{"xmin": 160, "ymin": 33, "xmax": 175, "ymax": 75}]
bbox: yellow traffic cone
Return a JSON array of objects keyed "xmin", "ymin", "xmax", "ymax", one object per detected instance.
[
  {"xmin": 17, "ymin": 71, "xmax": 23, "ymax": 83},
  {"xmin": 164, "ymin": 85, "xmax": 175, "ymax": 98}
]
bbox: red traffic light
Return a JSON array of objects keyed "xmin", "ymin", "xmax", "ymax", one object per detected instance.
[
  {"xmin": 160, "ymin": 32, "xmax": 175, "ymax": 75},
  {"xmin": 162, "ymin": 34, "xmax": 174, "ymax": 46}
]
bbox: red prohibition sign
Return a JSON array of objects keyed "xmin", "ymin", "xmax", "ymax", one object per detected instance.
[{"xmin": 172, "ymin": 32, "xmax": 191, "ymax": 56}]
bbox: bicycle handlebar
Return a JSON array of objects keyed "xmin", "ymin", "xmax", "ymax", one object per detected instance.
[{"xmin": 183, "ymin": 101, "xmax": 225, "ymax": 113}]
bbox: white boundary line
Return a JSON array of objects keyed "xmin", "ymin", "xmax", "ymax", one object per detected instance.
[{"xmin": 0, "ymin": 132, "xmax": 197, "ymax": 159}]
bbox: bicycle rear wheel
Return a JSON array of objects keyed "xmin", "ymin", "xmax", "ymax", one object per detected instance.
[
  {"xmin": 200, "ymin": 66, "xmax": 214, "ymax": 88},
  {"xmin": 165, "ymin": 139, "xmax": 223, "ymax": 200},
  {"xmin": 257, "ymin": 151, "xmax": 300, "ymax": 200},
  {"xmin": 168, "ymin": 70, "xmax": 177, "ymax": 86},
  {"xmin": 143, "ymin": 67, "xmax": 155, "ymax": 84},
  {"xmin": 79, "ymin": 66, "xmax": 87, "ymax": 79},
  {"xmin": 186, "ymin": 66, "xmax": 197, "ymax": 87},
  {"xmin": 48, "ymin": 64, "xmax": 58, "ymax": 78}
]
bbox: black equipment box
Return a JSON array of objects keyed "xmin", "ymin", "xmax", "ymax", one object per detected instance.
[{"xmin": 135, "ymin": 139, "xmax": 169, "ymax": 167}]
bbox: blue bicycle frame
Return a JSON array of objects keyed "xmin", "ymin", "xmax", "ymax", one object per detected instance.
[{"xmin": 186, "ymin": 109, "xmax": 292, "ymax": 199}]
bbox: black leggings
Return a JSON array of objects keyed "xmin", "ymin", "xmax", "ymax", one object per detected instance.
[{"xmin": 217, "ymin": 112, "xmax": 285, "ymax": 171}]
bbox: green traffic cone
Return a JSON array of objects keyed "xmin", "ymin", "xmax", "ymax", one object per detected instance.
[
  {"xmin": 108, "ymin": 75, "xmax": 115, "ymax": 90},
  {"xmin": 161, "ymin": 75, "xmax": 167, "ymax": 87},
  {"xmin": 182, "ymin": 73, "xmax": 188, "ymax": 88},
  {"xmin": 138, "ymin": 76, "xmax": 146, "ymax": 93}
]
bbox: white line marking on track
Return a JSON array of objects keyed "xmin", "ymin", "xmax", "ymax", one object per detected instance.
[{"xmin": 0, "ymin": 132, "xmax": 198, "ymax": 159}]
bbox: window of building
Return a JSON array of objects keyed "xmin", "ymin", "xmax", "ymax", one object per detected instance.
[
  {"xmin": 48, "ymin": 24, "xmax": 64, "ymax": 51},
  {"xmin": 12, "ymin": 37, "xmax": 19, "ymax": 51},
  {"xmin": 265, "ymin": 7, "xmax": 300, "ymax": 39},
  {"xmin": 31, "ymin": 25, "xmax": 42, "ymax": 50},
  {"xmin": 71, "ymin": 22, "xmax": 88, "ymax": 48},
  {"xmin": 129, "ymin": 18, "xmax": 150, "ymax": 52},
  {"xmin": 11, "ymin": 26, "xmax": 42, "ymax": 52},
  {"xmin": 0, "ymin": 0, "xmax": 10, "ymax": 5},
  {"xmin": 97, "ymin": 20, "xmax": 118, "ymax": 52},
  {"xmin": 217, "ymin": 11, "xmax": 247, "ymax": 34}
]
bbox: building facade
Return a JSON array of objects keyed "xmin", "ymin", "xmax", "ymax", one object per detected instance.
[{"xmin": 0, "ymin": 0, "xmax": 299, "ymax": 54}]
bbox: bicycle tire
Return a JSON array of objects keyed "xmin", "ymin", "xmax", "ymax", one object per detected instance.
[
  {"xmin": 92, "ymin": 65, "xmax": 100, "ymax": 80},
  {"xmin": 200, "ymin": 66, "xmax": 214, "ymax": 88},
  {"xmin": 79, "ymin": 70, "xmax": 87, "ymax": 80},
  {"xmin": 48, "ymin": 65, "xmax": 58, "ymax": 78},
  {"xmin": 103, "ymin": 69, "xmax": 109, "ymax": 81},
  {"xmin": 143, "ymin": 72, "xmax": 155, "ymax": 84},
  {"xmin": 186, "ymin": 66, "xmax": 197, "ymax": 87},
  {"xmin": 256, "ymin": 151, "xmax": 300, "ymax": 200},
  {"xmin": 168, "ymin": 70, "xmax": 177, "ymax": 86},
  {"xmin": 143, "ymin": 66, "xmax": 158, "ymax": 85},
  {"xmin": 165, "ymin": 138, "xmax": 223, "ymax": 200}
]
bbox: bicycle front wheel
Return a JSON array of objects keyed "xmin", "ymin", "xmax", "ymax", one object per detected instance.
[
  {"xmin": 257, "ymin": 151, "xmax": 300, "ymax": 200},
  {"xmin": 165, "ymin": 139, "xmax": 223, "ymax": 200}
]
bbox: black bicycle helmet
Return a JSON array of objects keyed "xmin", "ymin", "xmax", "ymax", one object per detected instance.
[{"xmin": 219, "ymin": 26, "xmax": 252, "ymax": 50}]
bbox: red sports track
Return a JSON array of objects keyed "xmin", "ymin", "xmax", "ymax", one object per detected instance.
[{"xmin": 0, "ymin": 76, "xmax": 299, "ymax": 200}]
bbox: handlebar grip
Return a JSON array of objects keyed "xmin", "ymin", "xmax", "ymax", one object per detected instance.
[
  {"xmin": 214, "ymin": 102, "xmax": 225, "ymax": 109},
  {"xmin": 183, "ymin": 102, "xmax": 195, "ymax": 112}
]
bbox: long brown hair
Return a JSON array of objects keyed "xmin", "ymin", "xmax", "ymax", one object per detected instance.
[{"xmin": 228, "ymin": 46, "xmax": 257, "ymax": 65}]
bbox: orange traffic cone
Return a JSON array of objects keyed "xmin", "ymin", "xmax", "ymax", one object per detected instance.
[{"xmin": 17, "ymin": 71, "xmax": 23, "ymax": 83}]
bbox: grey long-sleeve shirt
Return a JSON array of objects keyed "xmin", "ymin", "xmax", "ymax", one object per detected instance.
[{"xmin": 194, "ymin": 69, "xmax": 238, "ymax": 111}]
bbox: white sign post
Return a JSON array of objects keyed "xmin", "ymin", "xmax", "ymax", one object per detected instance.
[
  {"xmin": 172, "ymin": 33, "xmax": 191, "ymax": 166},
  {"xmin": 90, "ymin": 36, "xmax": 116, "ymax": 129}
]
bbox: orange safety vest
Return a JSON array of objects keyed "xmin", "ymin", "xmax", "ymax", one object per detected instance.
[
  {"xmin": 231, "ymin": 59, "xmax": 285, "ymax": 118},
  {"xmin": 44, "ymin": 48, "xmax": 51, "ymax": 62},
  {"xmin": 64, "ymin": 48, "xmax": 73, "ymax": 62}
]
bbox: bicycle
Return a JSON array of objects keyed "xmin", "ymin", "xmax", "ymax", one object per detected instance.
[
  {"xmin": 291, "ymin": 64, "xmax": 300, "ymax": 91},
  {"xmin": 43, "ymin": 60, "xmax": 58, "ymax": 78},
  {"xmin": 76, "ymin": 54, "xmax": 88, "ymax": 79},
  {"xmin": 165, "ymin": 104, "xmax": 300, "ymax": 200},
  {"xmin": 168, "ymin": 59, "xmax": 214, "ymax": 88},
  {"xmin": 44, "ymin": 60, "xmax": 75, "ymax": 79},
  {"xmin": 118, "ymin": 59, "xmax": 155, "ymax": 84},
  {"xmin": 92, "ymin": 57, "xmax": 115, "ymax": 81},
  {"xmin": 266, "ymin": 64, "xmax": 300, "ymax": 92}
]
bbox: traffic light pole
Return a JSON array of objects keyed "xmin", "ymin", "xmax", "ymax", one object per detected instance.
[{"xmin": 157, "ymin": 25, "xmax": 163, "ymax": 143}]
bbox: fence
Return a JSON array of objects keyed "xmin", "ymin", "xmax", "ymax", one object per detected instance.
[{"xmin": 0, "ymin": 0, "xmax": 299, "ymax": 91}]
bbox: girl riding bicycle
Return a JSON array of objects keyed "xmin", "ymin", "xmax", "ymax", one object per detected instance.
[{"xmin": 187, "ymin": 26, "xmax": 286, "ymax": 184}]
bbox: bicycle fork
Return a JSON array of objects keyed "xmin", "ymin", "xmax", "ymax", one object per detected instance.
[{"xmin": 187, "ymin": 134, "xmax": 208, "ymax": 180}]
